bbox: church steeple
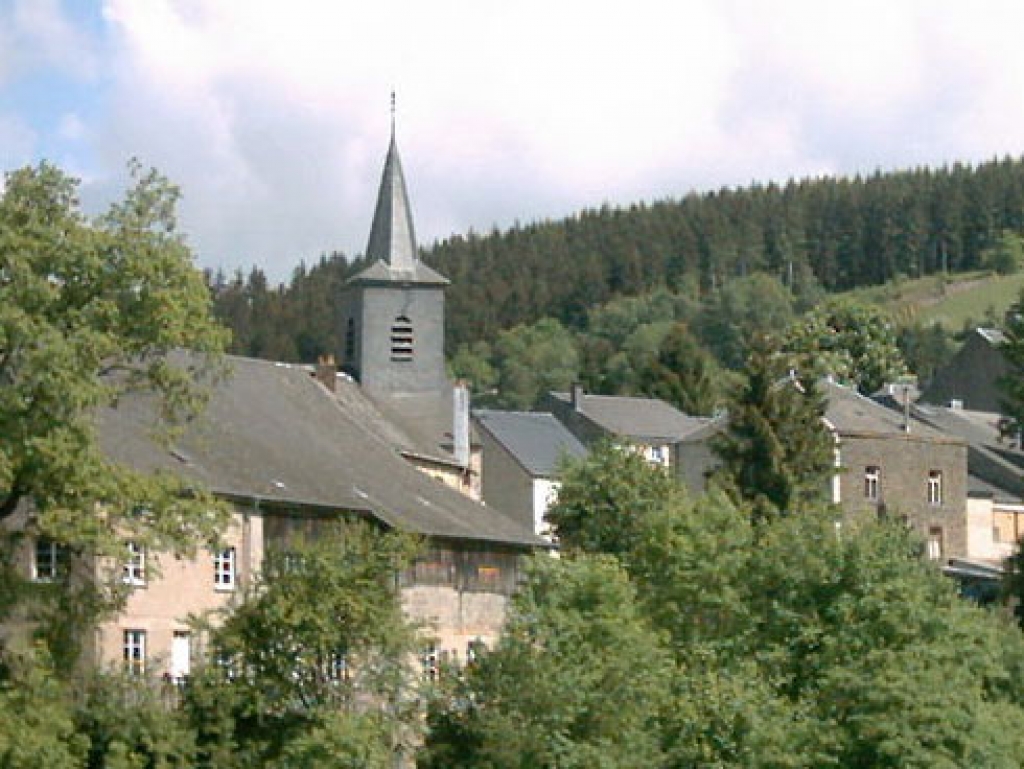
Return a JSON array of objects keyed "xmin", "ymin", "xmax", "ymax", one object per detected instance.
[
  {"xmin": 365, "ymin": 95, "xmax": 418, "ymax": 272},
  {"xmin": 341, "ymin": 98, "xmax": 449, "ymax": 394},
  {"xmin": 350, "ymin": 94, "xmax": 448, "ymax": 286}
]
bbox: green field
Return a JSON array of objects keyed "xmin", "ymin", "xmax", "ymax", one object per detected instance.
[{"xmin": 843, "ymin": 271, "xmax": 1024, "ymax": 330}]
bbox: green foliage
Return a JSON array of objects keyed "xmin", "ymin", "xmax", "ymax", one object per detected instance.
[
  {"xmin": 982, "ymin": 230, "xmax": 1024, "ymax": 275},
  {"xmin": 449, "ymin": 340, "xmax": 498, "ymax": 397},
  {"xmin": 998, "ymin": 291, "xmax": 1024, "ymax": 440},
  {"xmin": 546, "ymin": 442, "xmax": 683, "ymax": 557},
  {"xmin": 0, "ymin": 649, "xmax": 86, "ymax": 768},
  {"xmin": 183, "ymin": 521, "xmax": 422, "ymax": 766},
  {"xmin": 694, "ymin": 273, "xmax": 797, "ymax": 369},
  {"xmin": 714, "ymin": 340, "xmax": 835, "ymax": 522},
  {"xmin": 429, "ymin": 480, "xmax": 1024, "ymax": 768},
  {"xmin": 898, "ymin": 321, "xmax": 956, "ymax": 386},
  {"xmin": 0, "ymin": 160, "xmax": 229, "ymax": 663},
  {"xmin": 492, "ymin": 318, "xmax": 579, "ymax": 409},
  {"xmin": 639, "ymin": 322, "xmax": 724, "ymax": 415},
  {"xmin": 73, "ymin": 671, "xmax": 196, "ymax": 769},
  {"xmin": 780, "ymin": 299, "xmax": 908, "ymax": 393},
  {"xmin": 421, "ymin": 554, "xmax": 673, "ymax": 769}
]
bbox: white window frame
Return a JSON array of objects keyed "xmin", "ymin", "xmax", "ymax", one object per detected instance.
[
  {"xmin": 123, "ymin": 629, "xmax": 146, "ymax": 675},
  {"xmin": 927, "ymin": 470, "xmax": 943, "ymax": 506},
  {"xmin": 864, "ymin": 466, "xmax": 880, "ymax": 502},
  {"xmin": 123, "ymin": 541, "xmax": 146, "ymax": 587},
  {"xmin": 33, "ymin": 538, "xmax": 65, "ymax": 582},
  {"xmin": 213, "ymin": 547, "xmax": 236, "ymax": 591}
]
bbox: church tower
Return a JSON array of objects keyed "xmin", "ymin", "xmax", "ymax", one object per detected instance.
[{"xmin": 341, "ymin": 106, "xmax": 449, "ymax": 397}]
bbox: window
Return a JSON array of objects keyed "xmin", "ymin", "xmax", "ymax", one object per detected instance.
[
  {"xmin": 33, "ymin": 538, "xmax": 67, "ymax": 582},
  {"xmin": 213, "ymin": 547, "xmax": 236, "ymax": 591},
  {"xmin": 123, "ymin": 629, "xmax": 146, "ymax": 675},
  {"xmin": 927, "ymin": 527, "xmax": 943, "ymax": 561},
  {"xmin": 326, "ymin": 652, "xmax": 349, "ymax": 683},
  {"xmin": 422, "ymin": 644, "xmax": 438, "ymax": 681},
  {"xmin": 390, "ymin": 315, "xmax": 414, "ymax": 361},
  {"xmin": 927, "ymin": 470, "xmax": 943, "ymax": 506},
  {"xmin": 123, "ymin": 541, "xmax": 146, "ymax": 586},
  {"xmin": 864, "ymin": 466, "xmax": 880, "ymax": 501},
  {"xmin": 648, "ymin": 445, "xmax": 669, "ymax": 466}
]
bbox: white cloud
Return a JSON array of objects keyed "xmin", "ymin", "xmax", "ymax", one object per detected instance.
[{"xmin": 49, "ymin": 0, "xmax": 1024, "ymax": 280}]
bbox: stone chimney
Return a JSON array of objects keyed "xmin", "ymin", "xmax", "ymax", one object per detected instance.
[
  {"xmin": 453, "ymin": 381, "xmax": 470, "ymax": 467},
  {"xmin": 315, "ymin": 354, "xmax": 337, "ymax": 393}
]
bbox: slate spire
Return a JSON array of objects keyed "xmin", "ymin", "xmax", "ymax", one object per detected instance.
[{"xmin": 365, "ymin": 92, "xmax": 419, "ymax": 273}]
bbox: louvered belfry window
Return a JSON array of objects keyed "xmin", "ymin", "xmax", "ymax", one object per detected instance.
[{"xmin": 390, "ymin": 315, "xmax": 414, "ymax": 361}]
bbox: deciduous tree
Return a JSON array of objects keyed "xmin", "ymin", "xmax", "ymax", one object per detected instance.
[{"xmin": 0, "ymin": 161, "xmax": 229, "ymax": 663}]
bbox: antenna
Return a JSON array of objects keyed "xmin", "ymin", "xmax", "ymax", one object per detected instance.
[{"xmin": 390, "ymin": 90, "xmax": 396, "ymax": 137}]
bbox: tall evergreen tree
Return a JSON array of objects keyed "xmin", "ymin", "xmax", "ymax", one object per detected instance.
[{"xmin": 713, "ymin": 337, "xmax": 835, "ymax": 522}]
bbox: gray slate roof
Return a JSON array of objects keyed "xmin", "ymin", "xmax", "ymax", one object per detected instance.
[
  {"xmin": 910, "ymin": 404, "xmax": 1024, "ymax": 499},
  {"xmin": 98, "ymin": 354, "xmax": 542, "ymax": 548},
  {"xmin": 822, "ymin": 379, "xmax": 955, "ymax": 442},
  {"xmin": 547, "ymin": 391, "xmax": 709, "ymax": 442},
  {"xmin": 348, "ymin": 133, "xmax": 448, "ymax": 286},
  {"xmin": 474, "ymin": 410, "xmax": 588, "ymax": 477}
]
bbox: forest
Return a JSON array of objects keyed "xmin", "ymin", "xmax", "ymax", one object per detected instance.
[{"xmin": 210, "ymin": 156, "xmax": 1024, "ymax": 400}]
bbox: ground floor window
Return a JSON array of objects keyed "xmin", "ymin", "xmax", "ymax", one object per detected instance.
[
  {"xmin": 927, "ymin": 527, "xmax": 943, "ymax": 561},
  {"xmin": 864, "ymin": 466, "xmax": 880, "ymax": 501}
]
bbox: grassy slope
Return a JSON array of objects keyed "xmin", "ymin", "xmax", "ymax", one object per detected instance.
[{"xmin": 843, "ymin": 271, "xmax": 1024, "ymax": 330}]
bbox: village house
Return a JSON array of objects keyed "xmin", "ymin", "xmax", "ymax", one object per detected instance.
[
  {"xmin": 906, "ymin": 401, "xmax": 1024, "ymax": 595},
  {"xmin": 541, "ymin": 384, "xmax": 709, "ymax": 468},
  {"xmin": 675, "ymin": 378, "xmax": 969, "ymax": 563},
  {"xmin": 473, "ymin": 409, "xmax": 588, "ymax": 538}
]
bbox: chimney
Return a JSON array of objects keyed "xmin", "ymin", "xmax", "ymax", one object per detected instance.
[
  {"xmin": 571, "ymin": 382, "xmax": 585, "ymax": 412},
  {"xmin": 453, "ymin": 381, "xmax": 470, "ymax": 467},
  {"xmin": 315, "ymin": 354, "xmax": 337, "ymax": 393}
]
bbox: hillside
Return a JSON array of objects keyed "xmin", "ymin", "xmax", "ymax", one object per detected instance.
[{"xmin": 211, "ymin": 156, "xmax": 1024, "ymax": 368}]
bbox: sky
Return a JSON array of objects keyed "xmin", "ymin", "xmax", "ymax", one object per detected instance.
[{"xmin": 4, "ymin": 1, "xmax": 1024, "ymax": 282}]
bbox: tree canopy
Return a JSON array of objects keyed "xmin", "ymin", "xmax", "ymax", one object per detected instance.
[
  {"xmin": 426, "ymin": 446, "xmax": 1024, "ymax": 767},
  {"xmin": 0, "ymin": 161, "xmax": 229, "ymax": 662}
]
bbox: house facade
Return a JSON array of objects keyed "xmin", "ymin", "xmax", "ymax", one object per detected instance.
[
  {"xmin": 675, "ymin": 379, "xmax": 970, "ymax": 563},
  {"xmin": 474, "ymin": 409, "xmax": 588, "ymax": 538}
]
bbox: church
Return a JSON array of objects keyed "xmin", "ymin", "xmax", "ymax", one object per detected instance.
[{"xmin": 13, "ymin": 115, "xmax": 544, "ymax": 679}]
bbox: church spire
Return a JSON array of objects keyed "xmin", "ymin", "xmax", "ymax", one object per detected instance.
[{"xmin": 364, "ymin": 92, "xmax": 418, "ymax": 273}]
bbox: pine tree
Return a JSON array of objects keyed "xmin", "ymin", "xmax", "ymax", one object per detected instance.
[{"xmin": 713, "ymin": 337, "xmax": 835, "ymax": 522}]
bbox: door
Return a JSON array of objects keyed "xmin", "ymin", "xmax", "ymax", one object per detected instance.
[{"xmin": 170, "ymin": 631, "xmax": 191, "ymax": 681}]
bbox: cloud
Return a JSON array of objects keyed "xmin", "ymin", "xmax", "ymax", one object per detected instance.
[{"xmin": 25, "ymin": 0, "xmax": 1024, "ymax": 281}]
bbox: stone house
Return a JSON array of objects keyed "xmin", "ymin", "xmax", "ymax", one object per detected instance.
[
  {"xmin": 541, "ymin": 384, "xmax": 709, "ymax": 468},
  {"xmin": 909, "ymin": 403, "xmax": 1024, "ymax": 578},
  {"xmin": 675, "ymin": 379, "xmax": 969, "ymax": 563},
  {"xmin": 473, "ymin": 409, "xmax": 588, "ymax": 539}
]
